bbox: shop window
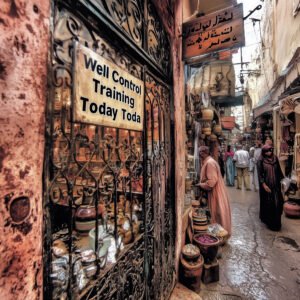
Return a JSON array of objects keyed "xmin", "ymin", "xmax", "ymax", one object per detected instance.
[{"xmin": 44, "ymin": 1, "xmax": 175, "ymax": 299}]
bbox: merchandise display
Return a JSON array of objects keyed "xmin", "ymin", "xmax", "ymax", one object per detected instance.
[{"xmin": 48, "ymin": 124, "xmax": 144, "ymax": 296}]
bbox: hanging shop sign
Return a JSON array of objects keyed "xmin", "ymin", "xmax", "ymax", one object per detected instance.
[
  {"xmin": 73, "ymin": 42, "xmax": 144, "ymax": 131},
  {"xmin": 182, "ymin": 4, "xmax": 245, "ymax": 60}
]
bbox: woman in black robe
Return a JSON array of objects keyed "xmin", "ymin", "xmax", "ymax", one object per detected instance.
[{"xmin": 257, "ymin": 145, "xmax": 284, "ymax": 231}]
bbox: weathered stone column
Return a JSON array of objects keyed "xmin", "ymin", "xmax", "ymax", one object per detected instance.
[
  {"xmin": 172, "ymin": 0, "xmax": 185, "ymax": 277},
  {"xmin": 0, "ymin": 1, "xmax": 50, "ymax": 299}
]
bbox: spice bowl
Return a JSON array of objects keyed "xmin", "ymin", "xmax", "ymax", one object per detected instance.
[{"xmin": 193, "ymin": 233, "xmax": 220, "ymax": 263}]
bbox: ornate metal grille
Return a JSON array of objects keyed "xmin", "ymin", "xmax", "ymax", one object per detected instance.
[{"xmin": 44, "ymin": 1, "xmax": 175, "ymax": 299}]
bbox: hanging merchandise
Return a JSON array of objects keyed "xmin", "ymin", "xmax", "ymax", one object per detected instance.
[
  {"xmin": 188, "ymin": 62, "xmax": 235, "ymax": 102},
  {"xmin": 201, "ymin": 108, "xmax": 214, "ymax": 121},
  {"xmin": 294, "ymin": 133, "xmax": 300, "ymax": 182},
  {"xmin": 213, "ymin": 124, "xmax": 222, "ymax": 136},
  {"xmin": 279, "ymin": 93, "xmax": 300, "ymax": 115}
]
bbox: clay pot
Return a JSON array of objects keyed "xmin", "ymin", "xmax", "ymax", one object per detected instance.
[
  {"xmin": 213, "ymin": 124, "xmax": 222, "ymax": 135},
  {"xmin": 201, "ymin": 108, "xmax": 214, "ymax": 121},
  {"xmin": 283, "ymin": 201, "xmax": 300, "ymax": 218},
  {"xmin": 180, "ymin": 254, "xmax": 204, "ymax": 293},
  {"xmin": 209, "ymin": 134, "xmax": 217, "ymax": 142},
  {"xmin": 75, "ymin": 204, "xmax": 106, "ymax": 233},
  {"xmin": 202, "ymin": 127, "xmax": 212, "ymax": 136},
  {"xmin": 180, "ymin": 254, "xmax": 204, "ymax": 278},
  {"xmin": 193, "ymin": 233, "xmax": 220, "ymax": 263},
  {"xmin": 75, "ymin": 206, "xmax": 96, "ymax": 233}
]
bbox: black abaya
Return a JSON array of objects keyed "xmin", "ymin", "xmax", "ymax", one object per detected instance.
[{"xmin": 257, "ymin": 155, "xmax": 284, "ymax": 231}]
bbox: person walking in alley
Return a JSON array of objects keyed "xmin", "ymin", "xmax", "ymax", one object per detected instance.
[
  {"xmin": 224, "ymin": 145, "xmax": 235, "ymax": 186},
  {"xmin": 253, "ymin": 140, "xmax": 262, "ymax": 192},
  {"xmin": 257, "ymin": 145, "xmax": 284, "ymax": 231},
  {"xmin": 196, "ymin": 146, "xmax": 232, "ymax": 236},
  {"xmin": 233, "ymin": 144, "xmax": 250, "ymax": 190},
  {"xmin": 218, "ymin": 146, "xmax": 225, "ymax": 178}
]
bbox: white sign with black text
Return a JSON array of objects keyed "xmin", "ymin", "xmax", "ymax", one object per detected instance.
[{"xmin": 73, "ymin": 43, "xmax": 144, "ymax": 131}]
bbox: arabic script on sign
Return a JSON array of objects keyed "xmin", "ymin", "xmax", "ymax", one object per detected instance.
[{"xmin": 183, "ymin": 4, "xmax": 245, "ymax": 60}]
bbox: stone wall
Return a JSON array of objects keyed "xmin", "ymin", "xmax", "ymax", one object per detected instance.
[
  {"xmin": 0, "ymin": 1, "xmax": 50, "ymax": 299},
  {"xmin": 248, "ymin": 1, "xmax": 300, "ymax": 108}
]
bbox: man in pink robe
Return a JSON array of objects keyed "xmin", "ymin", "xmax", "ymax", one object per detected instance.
[{"xmin": 197, "ymin": 146, "xmax": 232, "ymax": 237}]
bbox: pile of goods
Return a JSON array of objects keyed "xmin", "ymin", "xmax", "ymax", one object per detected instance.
[
  {"xmin": 181, "ymin": 202, "xmax": 227, "ymax": 289},
  {"xmin": 192, "ymin": 213, "xmax": 208, "ymax": 234},
  {"xmin": 207, "ymin": 223, "xmax": 229, "ymax": 246}
]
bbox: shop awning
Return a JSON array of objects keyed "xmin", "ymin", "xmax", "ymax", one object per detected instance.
[{"xmin": 253, "ymin": 99, "xmax": 275, "ymax": 119}]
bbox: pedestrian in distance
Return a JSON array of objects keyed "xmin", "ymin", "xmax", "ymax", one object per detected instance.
[
  {"xmin": 257, "ymin": 144, "xmax": 284, "ymax": 231},
  {"xmin": 218, "ymin": 146, "xmax": 225, "ymax": 178},
  {"xmin": 233, "ymin": 144, "xmax": 251, "ymax": 190},
  {"xmin": 196, "ymin": 146, "xmax": 232, "ymax": 237},
  {"xmin": 224, "ymin": 145, "xmax": 235, "ymax": 186},
  {"xmin": 249, "ymin": 144, "xmax": 255, "ymax": 173},
  {"xmin": 253, "ymin": 140, "xmax": 262, "ymax": 192}
]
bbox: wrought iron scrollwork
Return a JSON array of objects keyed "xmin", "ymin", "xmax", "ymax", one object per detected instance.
[
  {"xmin": 100, "ymin": 0, "xmax": 143, "ymax": 47},
  {"xmin": 147, "ymin": 2, "xmax": 171, "ymax": 74},
  {"xmin": 145, "ymin": 73, "xmax": 175, "ymax": 300},
  {"xmin": 45, "ymin": 2, "xmax": 174, "ymax": 299}
]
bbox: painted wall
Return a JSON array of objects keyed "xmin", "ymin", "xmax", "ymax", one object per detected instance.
[
  {"xmin": 0, "ymin": 1, "xmax": 50, "ymax": 299},
  {"xmin": 248, "ymin": 0, "xmax": 300, "ymax": 109}
]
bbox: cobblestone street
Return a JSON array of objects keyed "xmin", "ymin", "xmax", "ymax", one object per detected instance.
[{"xmin": 172, "ymin": 186, "xmax": 300, "ymax": 300}]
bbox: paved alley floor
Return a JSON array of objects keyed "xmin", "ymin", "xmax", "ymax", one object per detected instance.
[{"xmin": 198, "ymin": 186, "xmax": 300, "ymax": 300}]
